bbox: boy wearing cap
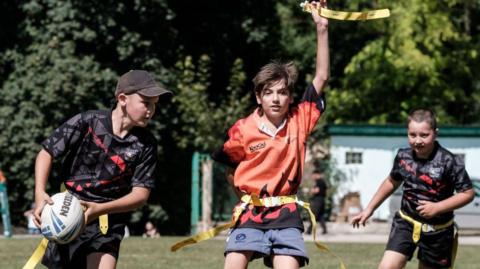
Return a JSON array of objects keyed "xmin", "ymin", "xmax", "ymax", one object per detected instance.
[{"xmin": 33, "ymin": 70, "xmax": 171, "ymax": 269}]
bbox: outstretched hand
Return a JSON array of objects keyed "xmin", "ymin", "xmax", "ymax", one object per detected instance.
[
  {"xmin": 351, "ymin": 208, "xmax": 373, "ymax": 228},
  {"xmin": 310, "ymin": 0, "xmax": 329, "ymax": 28}
]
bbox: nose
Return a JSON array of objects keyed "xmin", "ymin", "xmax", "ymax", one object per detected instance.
[
  {"xmin": 147, "ymin": 103, "xmax": 156, "ymax": 116},
  {"xmin": 273, "ymin": 92, "xmax": 280, "ymax": 102}
]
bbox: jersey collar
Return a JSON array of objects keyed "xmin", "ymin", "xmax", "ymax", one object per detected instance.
[{"xmin": 254, "ymin": 108, "xmax": 287, "ymax": 138}]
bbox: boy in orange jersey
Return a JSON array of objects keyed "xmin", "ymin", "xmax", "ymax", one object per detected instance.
[{"xmin": 211, "ymin": 1, "xmax": 329, "ymax": 268}]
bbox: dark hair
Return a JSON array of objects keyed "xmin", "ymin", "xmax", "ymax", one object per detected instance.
[
  {"xmin": 407, "ymin": 108, "xmax": 437, "ymax": 130},
  {"xmin": 252, "ymin": 61, "xmax": 298, "ymax": 96}
]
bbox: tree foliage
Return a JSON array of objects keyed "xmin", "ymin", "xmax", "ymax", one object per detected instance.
[{"xmin": 173, "ymin": 55, "xmax": 251, "ymax": 151}]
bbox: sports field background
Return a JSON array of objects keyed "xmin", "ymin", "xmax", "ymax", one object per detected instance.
[{"xmin": 3, "ymin": 237, "xmax": 478, "ymax": 269}]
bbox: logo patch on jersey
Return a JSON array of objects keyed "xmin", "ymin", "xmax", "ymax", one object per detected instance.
[
  {"xmin": 124, "ymin": 150, "xmax": 139, "ymax": 161},
  {"xmin": 428, "ymin": 167, "xmax": 443, "ymax": 179},
  {"xmin": 249, "ymin": 142, "xmax": 266, "ymax": 153}
]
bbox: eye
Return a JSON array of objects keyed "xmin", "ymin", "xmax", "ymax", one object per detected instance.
[{"xmin": 279, "ymin": 90, "xmax": 289, "ymax": 96}]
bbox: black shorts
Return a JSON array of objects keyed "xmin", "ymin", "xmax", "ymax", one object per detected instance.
[
  {"xmin": 386, "ymin": 212, "xmax": 455, "ymax": 268},
  {"xmin": 41, "ymin": 216, "xmax": 126, "ymax": 269}
]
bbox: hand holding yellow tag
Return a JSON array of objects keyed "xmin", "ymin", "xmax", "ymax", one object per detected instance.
[{"xmin": 300, "ymin": 1, "xmax": 390, "ymax": 21}]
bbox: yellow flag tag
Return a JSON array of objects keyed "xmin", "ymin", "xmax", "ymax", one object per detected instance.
[{"xmin": 300, "ymin": 1, "xmax": 390, "ymax": 21}]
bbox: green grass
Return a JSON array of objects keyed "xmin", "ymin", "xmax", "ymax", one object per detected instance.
[{"xmin": 3, "ymin": 236, "xmax": 479, "ymax": 269}]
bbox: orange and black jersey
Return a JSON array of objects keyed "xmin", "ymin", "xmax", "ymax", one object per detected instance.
[
  {"xmin": 42, "ymin": 110, "xmax": 157, "ymax": 203},
  {"xmin": 390, "ymin": 141, "xmax": 473, "ymax": 225},
  {"xmin": 212, "ymin": 84, "xmax": 325, "ymax": 230}
]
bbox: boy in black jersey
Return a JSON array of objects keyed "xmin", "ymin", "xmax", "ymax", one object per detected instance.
[
  {"xmin": 351, "ymin": 108, "xmax": 474, "ymax": 269},
  {"xmin": 33, "ymin": 70, "xmax": 171, "ymax": 269}
]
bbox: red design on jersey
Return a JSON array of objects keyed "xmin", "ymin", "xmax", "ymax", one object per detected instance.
[
  {"xmin": 239, "ymin": 204, "xmax": 297, "ymax": 224},
  {"xmin": 110, "ymin": 155, "xmax": 126, "ymax": 172},
  {"xmin": 400, "ymin": 160, "xmax": 416, "ymax": 176},
  {"xmin": 88, "ymin": 127, "xmax": 127, "ymax": 172},
  {"xmin": 419, "ymin": 174, "xmax": 433, "ymax": 185}
]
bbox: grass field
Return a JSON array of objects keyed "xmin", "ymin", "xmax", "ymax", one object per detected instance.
[{"xmin": 3, "ymin": 236, "xmax": 479, "ymax": 269}]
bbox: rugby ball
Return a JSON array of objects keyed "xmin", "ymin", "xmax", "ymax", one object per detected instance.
[{"xmin": 40, "ymin": 192, "xmax": 84, "ymax": 244}]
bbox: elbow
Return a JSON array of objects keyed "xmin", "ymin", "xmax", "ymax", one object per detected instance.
[
  {"xmin": 137, "ymin": 196, "xmax": 149, "ymax": 208},
  {"xmin": 131, "ymin": 187, "xmax": 151, "ymax": 209},
  {"xmin": 463, "ymin": 188, "xmax": 475, "ymax": 204},
  {"xmin": 468, "ymin": 190, "xmax": 475, "ymax": 203}
]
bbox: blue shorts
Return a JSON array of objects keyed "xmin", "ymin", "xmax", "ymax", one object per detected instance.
[{"xmin": 225, "ymin": 227, "xmax": 309, "ymax": 268}]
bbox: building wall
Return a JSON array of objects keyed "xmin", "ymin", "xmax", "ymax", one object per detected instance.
[{"xmin": 330, "ymin": 135, "xmax": 480, "ymax": 220}]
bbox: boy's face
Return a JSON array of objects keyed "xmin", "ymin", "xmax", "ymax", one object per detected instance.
[
  {"xmin": 407, "ymin": 120, "xmax": 437, "ymax": 159},
  {"xmin": 123, "ymin": 93, "xmax": 159, "ymax": 127},
  {"xmin": 256, "ymin": 79, "xmax": 293, "ymax": 123}
]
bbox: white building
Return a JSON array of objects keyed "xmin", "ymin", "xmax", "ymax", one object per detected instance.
[{"xmin": 328, "ymin": 125, "xmax": 480, "ymax": 220}]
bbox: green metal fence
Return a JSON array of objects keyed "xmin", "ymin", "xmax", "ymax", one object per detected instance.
[
  {"xmin": 0, "ymin": 182, "xmax": 12, "ymax": 237},
  {"xmin": 190, "ymin": 152, "xmax": 237, "ymax": 235}
]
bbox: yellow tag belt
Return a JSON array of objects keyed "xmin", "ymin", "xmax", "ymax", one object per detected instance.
[
  {"xmin": 398, "ymin": 210, "xmax": 453, "ymax": 244},
  {"xmin": 171, "ymin": 194, "xmax": 346, "ymax": 269},
  {"xmin": 398, "ymin": 210, "xmax": 458, "ymax": 268},
  {"xmin": 300, "ymin": 1, "xmax": 390, "ymax": 21}
]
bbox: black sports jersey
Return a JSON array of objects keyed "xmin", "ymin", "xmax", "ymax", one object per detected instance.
[
  {"xmin": 42, "ymin": 110, "xmax": 157, "ymax": 203},
  {"xmin": 390, "ymin": 141, "xmax": 472, "ymax": 224}
]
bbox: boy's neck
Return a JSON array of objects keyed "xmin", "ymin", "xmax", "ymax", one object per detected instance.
[
  {"xmin": 111, "ymin": 106, "xmax": 134, "ymax": 138},
  {"xmin": 261, "ymin": 114, "xmax": 286, "ymax": 130}
]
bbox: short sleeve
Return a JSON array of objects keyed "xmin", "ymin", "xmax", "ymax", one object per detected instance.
[
  {"xmin": 42, "ymin": 113, "xmax": 87, "ymax": 159},
  {"xmin": 211, "ymin": 120, "xmax": 245, "ymax": 168},
  {"xmin": 389, "ymin": 151, "xmax": 403, "ymax": 182},
  {"xmin": 130, "ymin": 141, "xmax": 157, "ymax": 189},
  {"xmin": 450, "ymin": 155, "xmax": 473, "ymax": 193},
  {"xmin": 296, "ymin": 84, "xmax": 326, "ymax": 134}
]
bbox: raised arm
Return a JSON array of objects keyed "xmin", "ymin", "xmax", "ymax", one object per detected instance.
[{"xmin": 311, "ymin": 0, "xmax": 330, "ymax": 94}]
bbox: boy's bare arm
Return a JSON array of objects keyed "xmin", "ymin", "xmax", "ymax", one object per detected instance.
[
  {"xmin": 416, "ymin": 188, "xmax": 475, "ymax": 219},
  {"xmin": 33, "ymin": 149, "xmax": 54, "ymax": 227},
  {"xmin": 81, "ymin": 186, "xmax": 150, "ymax": 224},
  {"xmin": 311, "ymin": 0, "xmax": 329, "ymax": 94},
  {"xmin": 351, "ymin": 176, "xmax": 401, "ymax": 228}
]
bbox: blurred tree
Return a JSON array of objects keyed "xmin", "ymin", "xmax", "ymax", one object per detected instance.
[
  {"xmin": 277, "ymin": 0, "xmax": 480, "ymax": 125},
  {"xmin": 329, "ymin": 0, "xmax": 480, "ymax": 124},
  {"xmin": 0, "ymin": 0, "xmax": 177, "ymax": 225},
  {"xmin": 173, "ymin": 55, "xmax": 251, "ymax": 151}
]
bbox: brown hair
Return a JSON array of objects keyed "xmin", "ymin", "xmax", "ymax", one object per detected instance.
[
  {"xmin": 407, "ymin": 108, "xmax": 437, "ymax": 130},
  {"xmin": 252, "ymin": 61, "xmax": 298, "ymax": 96}
]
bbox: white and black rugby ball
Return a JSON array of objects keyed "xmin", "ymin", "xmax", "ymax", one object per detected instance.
[{"xmin": 40, "ymin": 192, "xmax": 84, "ymax": 244}]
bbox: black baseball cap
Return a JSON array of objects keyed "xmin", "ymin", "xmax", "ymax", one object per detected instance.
[{"xmin": 115, "ymin": 70, "xmax": 172, "ymax": 97}]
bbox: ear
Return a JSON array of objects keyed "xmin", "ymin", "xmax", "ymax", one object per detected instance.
[
  {"xmin": 289, "ymin": 96, "xmax": 294, "ymax": 104},
  {"xmin": 255, "ymin": 93, "xmax": 262, "ymax": 105},
  {"xmin": 117, "ymin": 93, "xmax": 128, "ymax": 107}
]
